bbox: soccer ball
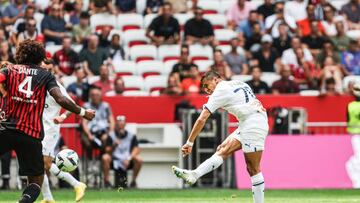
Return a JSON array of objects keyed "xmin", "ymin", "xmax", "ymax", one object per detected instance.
[{"xmin": 55, "ymin": 149, "xmax": 79, "ymax": 172}]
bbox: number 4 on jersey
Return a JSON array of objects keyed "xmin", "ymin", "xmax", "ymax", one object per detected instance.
[{"xmin": 18, "ymin": 76, "xmax": 34, "ymax": 98}]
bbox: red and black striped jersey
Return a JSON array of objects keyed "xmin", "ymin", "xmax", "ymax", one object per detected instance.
[{"xmin": 0, "ymin": 64, "xmax": 58, "ymax": 140}]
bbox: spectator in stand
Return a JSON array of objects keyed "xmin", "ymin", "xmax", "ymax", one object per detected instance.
[
  {"xmin": 67, "ymin": 67, "xmax": 91, "ymax": 102},
  {"xmin": 161, "ymin": 72, "xmax": 183, "ymax": 95},
  {"xmin": 146, "ymin": 2, "xmax": 180, "ymax": 46},
  {"xmin": 330, "ymin": 21, "xmax": 351, "ymax": 52},
  {"xmin": 340, "ymin": 0, "xmax": 360, "ymax": 30},
  {"xmin": 17, "ymin": 18, "xmax": 39, "ymax": 44},
  {"xmin": 257, "ymin": 0, "xmax": 275, "ymax": 22},
  {"xmin": 53, "ymin": 36, "xmax": 79, "ymax": 76},
  {"xmin": 321, "ymin": 56, "xmax": 343, "ymax": 93},
  {"xmin": 0, "ymin": 41, "xmax": 15, "ymax": 63},
  {"xmin": 181, "ymin": 64, "xmax": 201, "ymax": 94},
  {"xmin": 244, "ymin": 21, "xmax": 263, "ymax": 51},
  {"xmin": 109, "ymin": 34, "xmax": 125, "ymax": 64},
  {"xmin": 297, "ymin": 4, "xmax": 325, "ymax": 37},
  {"xmin": 316, "ymin": 40, "xmax": 341, "ymax": 68},
  {"xmin": 224, "ymin": 37, "xmax": 248, "ymax": 75},
  {"xmin": 312, "ymin": 0, "xmax": 337, "ymax": 21},
  {"xmin": 209, "ymin": 49, "xmax": 233, "ymax": 80},
  {"xmin": 226, "ymin": 0, "xmax": 255, "ymax": 30},
  {"xmin": 0, "ymin": 29, "xmax": 6, "ymax": 42},
  {"xmin": 165, "ymin": 0, "xmax": 188, "ymax": 13},
  {"xmin": 72, "ymin": 11, "xmax": 91, "ymax": 45},
  {"xmin": 145, "ymin": 0, "xmax": 164, "ymax": 15},
  {"xmin": 10, "ymin": 5, "xmax": 35, "ymax": 45},
  {"xmin": 91, "ymin": 0, "xmax": 117, "ymax": 14},
  {"xmin": 41, "ymin": 4, "xmax": 69, "ymax": 45},
  {"xmin": 341, "ymin": 39, "xmax": 360, "ymax": 75},
  {"xmin": 81, "ymin": 86, "xmax": 115, "ymax": 188},
  {"xmin": 237, "ymin": 10, "xmax": 264, "ymax": 39},
  {"xmin": 252, "ymin": 34, "xmax": 280, "ymax": 73},
  {"xmin": 1, "ymin": 0, "xmax": 27, "ymax": 26},
  {"xmin": 265, "ymin": 1, "xmax": 296, "ymax": 38},
  {"xmin": 105, "ymin": 77, "xmax": 125, "ymax": 96},
  {"xmin": 272, "ymin": 64, "xmax": 300, "ymax": 94},
  {"xmin": 273, "ymin": 22, "xmax": 291, "ymax": 55},
  {"xmin": 301, "ymin": 21, "xmax": 327, "ymax": 56},
  {"xmin": 246, "ymin": 66, "xmax": 271, "ymax": 94},
  {"xmin": 282, "ymin": 36, "xmax": 313, "ymax": 67},
  {"xmin": 184, "ymin": 7, "xmax": 214, "ymax": 46},
  {"xmin": 289, "ymin": 47, "xmax": 315, "ymax": 90},
  {"xmin": 116, "ymin": 0, "xmax": 136, "ymax": 13},
  {"xmin": 171, "ymin": 45, "xmax": 195, "ymax": 81},
  {"xmin": 111, "ymin": 115, "xmax": 142, "ymax": 188},
  {"xmin": 79, "ymin": 34, "xmax": 110, "ymax": 76},
  {"xmin": 93, "ymin": 65, "xmax": 114, "ymax": 95},
  {"xmin": 284, "ymin": 0, "xmax": 307, "ymax": 22},
  {"xmin": 98, "ymin": 25, "xmax": 112, "ymax": 48},
  {"xmin": 321, "ymin": 5, "xmax": 346, "ymax": 37},
  {"xmin": 322, "ymin": 77, "xmax": 340, "ymax": 96}
]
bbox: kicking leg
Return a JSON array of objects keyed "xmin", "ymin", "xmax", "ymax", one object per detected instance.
[
  {"xmin": 244, "ymin": 151, "xmax": 264, "ymax": 203},
  {"xmin": 173, "ymin": 137, "xmax": 241, "ymax": 185}
]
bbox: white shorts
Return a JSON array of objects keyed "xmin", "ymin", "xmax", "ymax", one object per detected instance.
[
  {"xmin": 229, "ymin": 112, "xmax": 269, "ymax": 153},
  {"xmin": 42, "ymin": 132, "xmax": 60, "ymax": 158}
]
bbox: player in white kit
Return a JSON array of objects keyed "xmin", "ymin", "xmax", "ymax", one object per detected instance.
[
  {"xmin": 172, "ymin": 71, "xmax": 268, "ymax": 203},
  {"xmin": 40, "ymin": 62, "xmax": 87, "ymax": 203}
]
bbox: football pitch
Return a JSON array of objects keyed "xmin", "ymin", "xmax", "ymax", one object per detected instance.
[{"xmin": 1, "ymin": 189, "xmax": 360, "ymax": 203}]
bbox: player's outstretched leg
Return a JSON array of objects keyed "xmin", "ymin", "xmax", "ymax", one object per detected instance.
[
  {"xmin": 244, "ymin": 151, "xmax": 264, "ymax": 203},
  {"xmin": 49, "ymin": 163, "xmax": 86, "ymax": 202},
  {"xmin": 41, "ymin": 174, "xmax": 55, "ymax": 203},
  {"xmin": 173, "ymin": 137, "xmax": 241, "ymax": 185}
]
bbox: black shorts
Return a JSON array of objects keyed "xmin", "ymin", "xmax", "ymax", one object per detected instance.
[{"xmin": 0, "ymin": 128, "xmax": 44, "ymax": 176}]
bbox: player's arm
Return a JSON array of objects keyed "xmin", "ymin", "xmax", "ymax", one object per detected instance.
[
  {"xmin": 182, "ymin": 108, "xmax": 211, "ymax": 156},
  {"xmin": 49, "ymin": 87, "xmax": 95, "ymax": 120},
  {"xmin": 54, "ymin": 85, "xmax": 77, "ymax": 124}
]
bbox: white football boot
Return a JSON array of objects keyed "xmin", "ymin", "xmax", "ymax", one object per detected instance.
[{"xmin": 172, "ymin": 166, "xmax": 197, "ymax": 185}]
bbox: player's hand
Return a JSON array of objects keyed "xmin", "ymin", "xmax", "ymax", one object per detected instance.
[
  {"xmin": 181, "ymin": 144, "xmax": 193, "ymax": 157},
  {"xmin": 53, "ymin": 115, "xmax": 66, "ymax": 124},
  {"xmin": 83, "ymin": 109, "xmax": 95, "ymax": 120}
]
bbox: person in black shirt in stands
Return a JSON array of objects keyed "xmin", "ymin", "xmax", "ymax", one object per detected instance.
[
  {"xmin": 252, "ymin": 34, "xmax": 280, "ymax": 72},
  {"xmin": 184, "ymin": 7, "xmax": 214, "ymax": 46},
  {"xmin": 146, "ymin": 2, "xmax": 180, "ymax": 46},
  {"xmin": 273, "ymin": 23, "xmax": 291, "ymax": 55},
  {"xmin": 246, "ymin": 66, "xmax": 271, "ymax": 94},
  {"xmin": 257, "ymin": 0, "xmax": 275, "ymax": 22},
  {"xmin": 171, "ymin": 44, "xmax": 195, "ymax": 81}
]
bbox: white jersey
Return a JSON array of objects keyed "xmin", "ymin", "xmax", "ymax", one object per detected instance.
[
  {"xmin": 204, "ymin": 80, "xmax": 266, "ymax": 123},
  {"xmin": 43, "ymin": 81, "xmax": 71, "ymax": 136},
  {"xmin": 204, "ymin": 80, "xmax": 269, "ymax": 153}
]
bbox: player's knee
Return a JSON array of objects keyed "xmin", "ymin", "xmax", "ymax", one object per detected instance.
[
  {"xmin": 43, "ymin": 157, "xmax": 52, "ymax": 171},
  {"xmin": 246, "ymin": 164, "xmax": 260, "ymax": 176},
  {"xmin": 102, "ymin": 154, "xmax": 111, "ymax": 163},
  {"xmin": 134, "ymin": 156, "xmax": 142, "ymax": 166},
  {"xmin": 216, "ymin": 146, "xmax": 231, "ymax": 159}
]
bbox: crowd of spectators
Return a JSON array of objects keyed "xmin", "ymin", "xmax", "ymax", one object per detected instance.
[{"xmin": 0, "ymin": 0, "xmax": 359, "ymax": 98}]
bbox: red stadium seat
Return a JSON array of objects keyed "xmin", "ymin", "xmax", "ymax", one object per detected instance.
[
  {"xmin": 137, "ymin": 61, "xmax": 164, "ymax": 78},
  {"xmin": 203, "ymin": 14, "xmax": 227, "ymax": 30},
  {"xmin": 113, "ymin": 61, "xmax": 137, "ymax": 77},
  {"xmin": 197, "ymin": 0, "xmax": 221, "ymax": 14},
  {"xmin": 123, "ymin": 29, "xmax": 149, "ymax": 48},
  {"xmin": 214, "ymin": 29, "xmax": 237, "ymax": 45},
  {"xmin": 122, "ymin": 75, "xmax": 144, "ymax": 91},
  {"xmin": 117, "ymin": 14, "xmax": 144, "ymax": 32},
  {"xmin": 189, "ymin": 44, "xmax": 213, "ymax": 62},
  {"xmin": 158, "ymin": 45, "xmax": 180, "ymax": 62},
  {"xmin": 144, "ymin": 75, "xmax": 168, "ymax": 93},
  {"xmin": 90, "ymin": 13, "xmax": 116, "ymax": 32}
]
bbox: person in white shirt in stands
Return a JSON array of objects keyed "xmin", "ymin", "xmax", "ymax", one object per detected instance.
[
  {"xmin": 265, "ymin": 1, "xmax": 296, "ymax": 38},
  {"xmin": 281, "ymin": 36, "xmax": 313, "ymax": 66},
  {"xmin": 172, "ymin": 71, "xmax": 268, "ymax": 203},
  {"xmin": 284, "ymin": 0, "xmax": 307, "ymax": 22}
]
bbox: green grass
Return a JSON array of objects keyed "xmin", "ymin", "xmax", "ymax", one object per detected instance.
[{"xmin": 0, "ymin": 189, "xmax": 359, "ymax": 203}]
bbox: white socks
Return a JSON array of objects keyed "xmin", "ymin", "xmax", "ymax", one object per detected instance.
[
  {"xmin": 41, "ymin": 174, "xmax": 54, "ymax": 201},
  {"xmin": 251, "ymin": 172, "xmax": 265, "ymax": 203},
  {"xmin": 193, "ymin": 154, "xmax": 224, "ymax": 179},
  {"xmin": 49, "ymin": 163, "xmax": 80, "ymax": 187}
]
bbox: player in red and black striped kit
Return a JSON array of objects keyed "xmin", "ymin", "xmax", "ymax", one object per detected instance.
[{"xmin": 0, "ymin": 40, "xmax": 95, "ymax": 203}]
